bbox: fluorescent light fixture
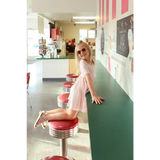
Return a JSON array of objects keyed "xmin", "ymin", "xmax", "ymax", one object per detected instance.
[
  {"xmin": 73, "ymin": 16, "xmax": 96, "ymax": 19},
  {"xmin": 75, "ymin": 22, "xmax": 95, "ymax": 24}
]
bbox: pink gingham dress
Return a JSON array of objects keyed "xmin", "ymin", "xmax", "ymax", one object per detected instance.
[{"xmin": 67, "ymin": 57, "xmax": 96, "ymax": 112}]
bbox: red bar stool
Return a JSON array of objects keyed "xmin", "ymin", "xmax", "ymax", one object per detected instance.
[
  {"xmin": 62, "ymin": 81, "xmax": 75, "ymax": 93},
  {"xmin": 57, "ymin": 93, "xmax": 69, "ymax": 109},
  {"xmin": 48, "ymin": 117, "xmax": 79, "ymax": 159},
  {"xmin": 41, "ymin": 155, "xmax": 69, "ymax": 160},
  {"xmin": 66, "ymin": 73, "xmax": 79, "ymax": 82},
  {"xmin": 27, "ymin": 72, "xmax": 32, "ymax": 108}
]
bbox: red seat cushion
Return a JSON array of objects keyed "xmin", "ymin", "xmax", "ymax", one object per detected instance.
[
  {"xmin": 48, "ymin": 117, "xmax": 79, "ymax": 130},
  {"xmin": 66, "ymin": 73, "xmax": 79, "ymax": 78},
  {"xmin": 41, "ymin": 155, "xmax": 69, "ymax": 160},
  {"xmin": 24, "ymin": 72, "xmax": 30, "ymax": 85},
  {"xmin": 63, "ymin": 81, "xmax": 75, "ymax": 88},
  {"xmin": 57, "ymin": 93, "xmax": 69, "ymax": 103}
]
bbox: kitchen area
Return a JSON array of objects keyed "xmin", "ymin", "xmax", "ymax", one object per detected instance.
[{"xmin": 27, "ymin": 17, "xmax": 96, "ymax": 79}]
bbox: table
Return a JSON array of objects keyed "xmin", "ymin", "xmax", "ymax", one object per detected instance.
[{"xmin": 86, "ymin": 60, "xmax": 133, "ymax": 160}]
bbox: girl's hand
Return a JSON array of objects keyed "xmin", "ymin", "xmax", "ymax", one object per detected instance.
[{"xmin": 92, "ymin": 95, "xmax": 105, "ymax": 104}]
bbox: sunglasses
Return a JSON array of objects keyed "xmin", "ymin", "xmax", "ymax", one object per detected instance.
[{"xmin": 77, "ymin": 48, "xmax": 86, "ymax": 54}]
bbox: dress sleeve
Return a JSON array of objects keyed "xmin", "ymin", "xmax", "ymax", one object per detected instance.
[{"xmin": 80, "ymin": 60, "xmax": 89, "ymax": 75}]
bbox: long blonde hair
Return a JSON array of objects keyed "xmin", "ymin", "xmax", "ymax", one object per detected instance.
[{"xmin": 75, "ymin": 41, "xmax": 94, "ymax": 74}]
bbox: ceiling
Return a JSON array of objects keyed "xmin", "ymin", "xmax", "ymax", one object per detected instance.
[
  {"xmin": 40, "ymin": 13, "xmax": 96, "ymax": 25},
  {"xmin": 27, "ymin": 0, "xmax": 96, "ymax": 25}
]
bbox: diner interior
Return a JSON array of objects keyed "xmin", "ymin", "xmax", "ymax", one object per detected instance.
[{"xmin": 26, "ymin": 0, "xmax": 135, "ymax": 160}]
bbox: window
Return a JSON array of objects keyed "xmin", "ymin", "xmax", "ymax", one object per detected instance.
[
  {"xmin": 27, "ymin": 29, "xmax": 39, "ymax": 56},
  {"xmin": 79, "ymin": 29, "xmax": 88, "ymax": 42},
  {"xmin": 88, "ymin": 30, "xmax": 95, "ymax": 38},
  {"xmin": 79, "ymin": 29, "xmax": 95, "ymax": 42},
  {"xmin": 27, "ymin": 29, "xmax": 51, "ymax": 57}
]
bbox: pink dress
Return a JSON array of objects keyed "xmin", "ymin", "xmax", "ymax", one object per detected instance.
[{"xmin": 67, "ymin": 57, "xmax": 96, "ymax": 112}]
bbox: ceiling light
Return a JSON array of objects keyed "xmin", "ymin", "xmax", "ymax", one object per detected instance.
[
  {"xmin": 75, "ymin": 22, "xmax": 95, "ymax": 24},
  {"xmin": 73, "ymin": 16, "xmax": 96, "ymax": 19}
]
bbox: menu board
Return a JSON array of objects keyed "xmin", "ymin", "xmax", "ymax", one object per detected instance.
[{"xmin": 117, "ymin": 15, "xmax": 134, "ymax": 57}]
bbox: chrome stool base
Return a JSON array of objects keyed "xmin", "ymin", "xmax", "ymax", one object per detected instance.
[
  {"xmin": 49, "ymin": 125, "xmax": 79, "ymax": 139},
  {"xmin": 57, "ymin": 100, "xmax": 68, "ymax": 109},
  {"xmin": 63, "ymin": 86, "xmax": 71, "ymax": 92},
  {"xmin": 66, "ymin": 77, "xmax": 77, "ymax": 82},
  {"xmin": 48, "ymin": 118, "xmax": 79, "ymax": 159}
]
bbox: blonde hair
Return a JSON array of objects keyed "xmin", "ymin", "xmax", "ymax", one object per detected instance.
[{"xmin": 75, "ymin": 41, "xmax": 94, "ymax": 74}]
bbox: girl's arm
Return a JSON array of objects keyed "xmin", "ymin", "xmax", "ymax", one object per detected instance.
[{"xmin": 85, "ymin": 73, "xmax": 104, "ymax": 104}]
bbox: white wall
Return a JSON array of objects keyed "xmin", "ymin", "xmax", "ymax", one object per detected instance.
[
  {"xmin": 96, "ymin": 0, "xmax": 134, "ymax": 101},
  {"xmin": 59, "ymin": 24, "xmax": 95, "ymax": 43},
  {"xmin": 27, "ymin": 18, "xmax": 38, "ymax": 30}
]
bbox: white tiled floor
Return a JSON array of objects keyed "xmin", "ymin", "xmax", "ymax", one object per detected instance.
[{"xmin": 27, "ymin": 61, "xmax": 92, "ymax": 160}]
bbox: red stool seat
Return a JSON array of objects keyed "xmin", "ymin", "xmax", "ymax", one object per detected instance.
[
  {"xmin": 63, "ymin": 81, "xmax": 75, "ymax": 92},
  {"xmin": 48, "ymin": 117, "xmax": 79, "ymax": 139},
  {"xmin": 41, "ymin": 155, "xmax": 69, "ymax": 160},
  {"xmin": 57, "ymin": 93, "xmax": 69, "ymax": 108},
  {"xmin": 66, "ymin": 74, "xmax": 79, "ymax": 78},
  {"xmin": 57, "ymin": 93, "xmax": 69, "ymax": 103},
  {"xmin": 49, "ymin": 117, "xmax": 79, "ymax": 130},
  {"xmin": 66, "ymin": 73, "xmax": 79, "ymax": 82},
  {"xmin": 63, "ymin": 81, "xmax": 75, "ymax": 88}
]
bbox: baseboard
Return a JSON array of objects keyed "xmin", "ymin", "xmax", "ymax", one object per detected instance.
[{"xmin": 42, "ymin": 78, "xmax": 66, "ymax": 81}]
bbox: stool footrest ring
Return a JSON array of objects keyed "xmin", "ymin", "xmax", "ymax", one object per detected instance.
[{"xmin": 49, "ymin": 125, "xmax": 79, "ymax": 139}]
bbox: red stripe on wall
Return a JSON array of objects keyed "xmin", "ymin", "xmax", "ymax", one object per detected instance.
[
  {"xmin": 106, "ymin": 0, "xmax": 109, "ymax": 23},
  {"xmin": 102, "ymin": 0, "xmax": 104, "ymax": 25},
  {"xmin": 99, "ymin": 0, "xmax": 101, "ymax": 26},
  {"xmin": 112, "ymin": 0, "xmax": 116, "ymax": 19},
  {"xmin": 121, "ymin": 0, "xmax": 129, "ymax": 14}
]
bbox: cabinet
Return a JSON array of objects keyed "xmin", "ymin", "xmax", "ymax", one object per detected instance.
[
  {"xmin": 51, "ymin": 28, "xmax": 56, "ymax": 41},
  {"xmin": 56, "ymin": 29, "xmax": 60, "ymax": 39},
  {"xmin": 66, "ymin": 43, "xmax": 75, "ymax": 52},
  {"xmin": 51, "ymin": 29, "xmax": 61, "ymax": 40},
  {"xmin": 69, "ymin": 59, "xmax": 77, "ymax": 74}
]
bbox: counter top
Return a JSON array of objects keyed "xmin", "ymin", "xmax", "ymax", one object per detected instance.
[
  {"xmin": 36, "ymin": 56, "xmax": 70, "ymax": 60},
  {"xmin": 86, "ymin": 60, "xmax": 133, "ymax": 160}
]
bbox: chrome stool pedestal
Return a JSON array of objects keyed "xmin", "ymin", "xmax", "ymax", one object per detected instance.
[{"xmin": 48, "ymin": 117, "xmax": 79, "ymax": 159}]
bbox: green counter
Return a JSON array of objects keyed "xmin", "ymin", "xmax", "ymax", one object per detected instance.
[
  {"xmin": 36, "ymin": 56, "xmax": 70, "ymax": 60},
  {"xmin": 86, "ymin": 60, "xmax": 133, "ymax": 160}
]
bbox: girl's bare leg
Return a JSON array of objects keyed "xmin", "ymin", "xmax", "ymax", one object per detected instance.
[
  {"xmin": 36, "ymin": 109, "xmax": 78, "ymax": 125},
  {"xmin": 46, "ymin": 109, "xmax": 78, "ymax": 121},
  {"xmin": 46, "ymin": 108, "xmax": 67, "ymax": 114}
]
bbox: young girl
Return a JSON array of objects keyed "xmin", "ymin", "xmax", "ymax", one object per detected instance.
[{"xmin": 34, "ymin": 41, "xmax": 104, "ymax": 129}]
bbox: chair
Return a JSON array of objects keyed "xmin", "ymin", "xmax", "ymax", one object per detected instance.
[
  {"xmin": 66, "ymin": 74, "xmax": 79, "ymax": 82},
  {"xmin": 57, "ymin": 93, "xmax": 69, "ymax": 109},
  {"xmin": 48, "ymin": 117, "xmax": 79, "ymax": 159},
  {"xmin": 62, "ymin": 81, "xmax": 75, "ymax": 93},
  {"xmin": 27, "ymin": 72, "xmax": 32, "ymax": 108}
]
